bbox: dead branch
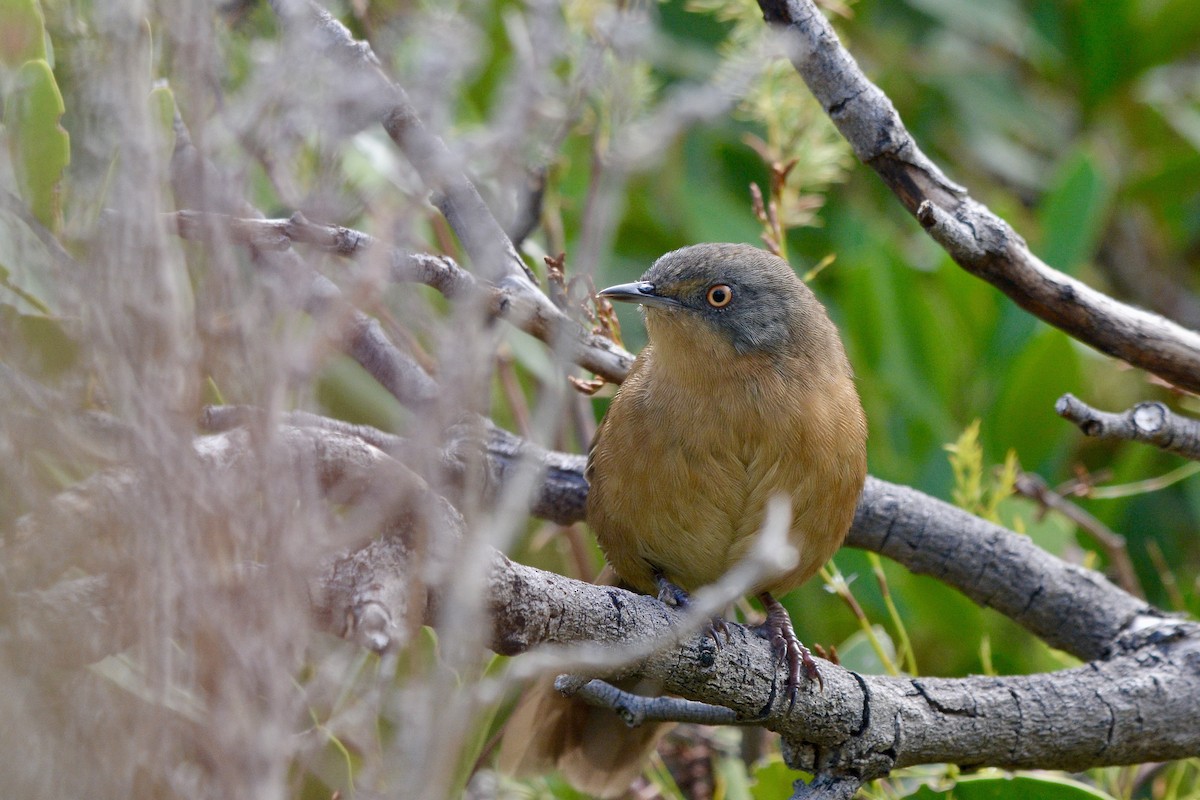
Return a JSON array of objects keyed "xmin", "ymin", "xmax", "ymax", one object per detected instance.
[
  {"xmin": 170, "ymin": 210, "xmax": 632, "ymax": 382},
  {"xmin": 756, "ymin": 0, "xmax": 1200, "ymax": 394},
  {"xmin": 490, "ymin": 553, "xmax": 1199, "ymax": 784},
  {"xmin": 9, "ymin": 416, "xmax": 1192, "ymax": 790},
  {"xmin": 1013, "ymin": 471, "xmax": 1141, "ymax": 597},
  {"xmin": 1057, "ymin": 393, "xmax": 1200, "ymax": 461},
  {"xmin": 171, "ymin": 210, "xmax": 477, "ymax": 298},
  {"xmin": 270, "ymin": 1, "xmax": 634, "ymax": 384}
]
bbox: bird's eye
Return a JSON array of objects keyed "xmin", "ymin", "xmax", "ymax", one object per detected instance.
[{"xmin": 706, "ymin": 284, "xmax": 733, "ymax": 308}]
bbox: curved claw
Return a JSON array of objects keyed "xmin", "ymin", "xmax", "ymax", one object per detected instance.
[
  {"xmin": 757, "ymin": 592, "xmax": 822, "ymax": 709},
  {"xmin": 707, "ymin": 615, "xmax": 732, "ymax": 649},
  {"xmin": 653, "ymin": 569, "xmax": 733, "ymax": 648}
]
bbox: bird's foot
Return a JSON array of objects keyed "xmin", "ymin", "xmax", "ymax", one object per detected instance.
[
  {"xmin": 653, "ymin": 570, "xmax": 689, "ymax": 607},
  {"xmin": 755, "ymin": 592, "xmax": 821, "ymax": 709},
  {"xmin": 706, "ymin": 615, "xmax": 732, "ymax": 647},
  {"xmin": 653, "ymin": 570, "xmax": 732, "ymax": 648}
]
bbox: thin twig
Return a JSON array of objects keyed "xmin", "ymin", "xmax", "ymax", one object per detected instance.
[
  {"xmin": 1057, "ymin": 393, "xmax": 1200, "ymax": 461},
  {"xmin": 274, "ymin": 2, "xmax": 634, "ymax": 384},
  {"xmin": 170, "ymin": 209, "xmax": 634, "ymax": 382},
  {"xmin": 172, "ymin": 210, "xmax": 477, "ymax": 297},
  {"xmin": 1013, "ymin": 471, "xmax": 1143, "ymax": 598},
  {"xmin": 560, "ymin": 677, "xmax": 740, "ymax": 726}
]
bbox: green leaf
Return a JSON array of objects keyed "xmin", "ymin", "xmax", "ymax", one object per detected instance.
[
  {"xmin": 0, "ymin": 0, "xmax": 47, "ymax": 67},
  {"xmin": 0, "ymin": 204, "xmax": 57, "ymax": 314},
  {"xmin": 5, "ymin": 59, "xmax": 70, "ymax": 231},
  {"xmin": 1073, "ymin": 0, "xmax": 1133, "ymax": 109},
  {"xmin": 148, "ymin": 83, "xmax": 178, "ymax": 165},
  {"xmin": 904, "ymin": 773, "xmax": 1117, "ymax": 800},
  {"xmin": 988, "ymin": 328, "xmax": 1080, "ymax": 472},
  {"xmin": 315, "ymin": 354, "xmax": 408, "ymax": 432},
  {"xmin": 837, "ymin": 624, "xmax": 897, "ymax": 675},
  {"xmin": 0, "ymin": 302, "xmax": 77, "ymax": 375},
  {"xmin": 1134, "ymin": 0, "xmax": 1200, "ymax": 72},
  {"xmin": 750, "ymin": 756, "xmax": 807, "ymax": 800},
  {"xmin": 1037, "ymin": 149, "xmax": 1114, "ymax": 275}
]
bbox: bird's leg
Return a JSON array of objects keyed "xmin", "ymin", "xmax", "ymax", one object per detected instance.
[
  {"xmin": 756, "ymin": 592, "xmax": 821, "ymax": 707},
  {"xmin": 652, "ymin": 568, "xmax": 689, "ymax": 607},
  {"xmin": 651, "ymin": 568, "xmax": 731, "ymax": 646}
]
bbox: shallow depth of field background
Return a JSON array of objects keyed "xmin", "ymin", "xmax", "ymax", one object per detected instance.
[{"xmin": 5, "ymin": 0, "xmax": 1200, "ymax": 797}]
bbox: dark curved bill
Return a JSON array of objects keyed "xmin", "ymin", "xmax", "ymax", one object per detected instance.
[{"xmin": 597, "ymin": 281, "xmax": 682, "ymax": 309}]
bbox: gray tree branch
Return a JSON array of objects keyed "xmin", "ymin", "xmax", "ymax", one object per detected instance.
[
  {"xmin": 1057, "ymin": 393, "xmax": 1200, "ymax": 461},
  {"xmin": 10, "ymin": 415, "xmax": 1195, "ymax": 787},
  {"xmin": 171, "ymin": 210, "xmax": 477, "ymax": 299},
  {"xmin": 489, "ymin": 552, "xmax": 1200, "ymax": 782},
  {"xmin": 169, "ymin": 210, "xmax": 631, "ymax": 384},
  {"xmin": 199, "ymin": 404, "xmax": 589, "ymax": 525},
  {"xmin": 756, "ymin": 0, "xmax": 1200, "ymax": 395},
  {"xmin": 241, "ymin": 407, "xmax": 1150, "ymax": 664},
  {"xmin": 431, "ymin": 418, "xmax": 1157, "ymax": 663}
]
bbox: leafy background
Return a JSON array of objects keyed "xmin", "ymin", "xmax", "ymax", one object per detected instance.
[{"xmin": 3, "ymin": 0, "xmax": 1200, "ymax": 797}]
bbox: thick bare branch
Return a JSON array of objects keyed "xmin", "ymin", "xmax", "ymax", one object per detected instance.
[
  {"xmin": 12, "ymin": 419, "xmax": 1196, "ymax": 787},
  {"xmin": 756, "ymin": 0, "xmax": 1200, "ymax": 394},
  {"xmin": 197, "ymin": 410, "xmax": 1156, "ymax": 666},
  {"xmin": 200, "ymin": 405, "xmax": 588, "ymax": 525},
  {"xmin": 1057, "ymin": 393, "xmax": 1200, "ymax": 461},
  {"xmin": 181, "ymin": 412, "xmax": 1158, "ymax": 671},
  {"xmin": 850, "ymin": 478, "xmax": 1152, "ymax": 662},
  {"xmin": 203, "ymin": 412, "xmax": 1160, "ymax": 668},
  {"xmin": 426, "ymin": 415, "xmax": 1158, "ymax": 663},
  {"xmin": 488, "ymin": 552, "xmax": 1200, "ymax": 783}
]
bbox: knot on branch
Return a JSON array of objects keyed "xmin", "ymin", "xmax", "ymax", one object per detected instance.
[
  {"xmin": 1132, "ymin": 402, "xmax": 1168, "ymax": 434},
  {"xmin": 917, "ymin": 200, "xmax": 985, "ymax": 261},
  {"xmin": 1057, "ymin": 394, "xmax": 1200, "ymax": 460}
]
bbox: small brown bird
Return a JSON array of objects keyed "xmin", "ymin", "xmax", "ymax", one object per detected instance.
[
  {"xmin": 589, "ymin": 242, "xmax": 867, "ymax": 681},
  {"xmin": 501, "ymin": 242, "xmax": 867, "ymax": 795}
]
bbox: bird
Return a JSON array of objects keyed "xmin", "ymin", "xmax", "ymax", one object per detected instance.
[{"xmin": 500, "ymin": 242, "xmax": 867, "ymax": 796}]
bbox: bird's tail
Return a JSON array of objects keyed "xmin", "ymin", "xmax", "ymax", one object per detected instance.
[{"xmin": 497, "ymin": 676, "xmax": 671, "ymax": 798}]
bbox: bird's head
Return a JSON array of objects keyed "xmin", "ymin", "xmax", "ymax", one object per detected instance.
[{"xmin": 599, "ymin": 243, "xmax": 828, "ymax": 361}]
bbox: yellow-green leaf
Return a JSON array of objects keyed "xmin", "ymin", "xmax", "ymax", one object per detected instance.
[
  {"xmin": 904, "ymin": 772, "xmax": 1118, "ymax": 800},
  {"xmin": 0, "ymin": 0, "xmax": 47, "ymax": 67},
  {"xmin": 0, "ymin": 303, "xmax": 77, "ymax": 376},
  {"xmin": 5, "ymin": 59, "xmax": 70, "ymax": 231},
  {"xmin": 148, "ymin": 82, "xmax": 178, "ymax": 167}
]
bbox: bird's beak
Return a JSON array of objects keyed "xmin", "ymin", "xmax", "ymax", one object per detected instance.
[{"xmin": 597, "ymin": 281, "xmax": 682, "ymax": 310}]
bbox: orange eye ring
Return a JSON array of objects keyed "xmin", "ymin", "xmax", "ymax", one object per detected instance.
[{"xmin": 706, "ymin": 284, "xmax": 733, "ymax": 308}]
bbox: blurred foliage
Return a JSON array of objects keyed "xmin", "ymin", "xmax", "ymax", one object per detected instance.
[{"xmin": 3, "ymin": 0, "xmax": 1200, "ymax": 797}]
